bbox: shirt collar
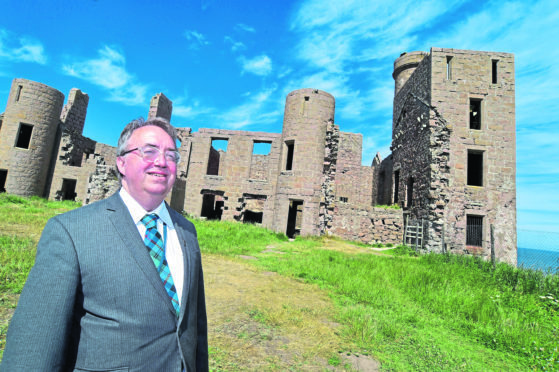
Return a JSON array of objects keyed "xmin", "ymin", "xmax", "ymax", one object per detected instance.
[{"xmin": 119, "ymin": 188, "xmax": 173, "ymax": 227}]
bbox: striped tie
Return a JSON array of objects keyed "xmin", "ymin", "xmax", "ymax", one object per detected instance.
[{"xmin": 140, "ymin": 213, "xmax": 180, "ymax": 317}]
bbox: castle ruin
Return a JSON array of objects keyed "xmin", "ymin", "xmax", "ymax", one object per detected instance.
[{"xmin": 0, "ymin": 47, "xmax": 517, "ymax": 264}]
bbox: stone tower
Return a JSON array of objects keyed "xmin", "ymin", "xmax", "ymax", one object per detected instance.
[
  {"xmin": 60, "ymin": 88, "xmax": 89, "ymax": 134},
  {"xmin": 391, "ymin": 48, "xmax": 516, "ymax": 264},
  {"xmin": 272, "ymin": 88, "xmax": 335, "ymax": 237},
  {"xmin": 0, "ymin": 79, "xmax": 65, "ymax": 197},
  {"xmin": 392, "ymin": 51, "xmax": 428, "ymax": 96},
  {"xmin": 148, "ymin": 93, "xmax": 173, "ymax": 122}
]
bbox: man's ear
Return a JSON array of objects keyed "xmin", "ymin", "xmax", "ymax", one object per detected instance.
[{"xmin": 116, "ymin": 156, "xmax": 126, "ymax": 177}]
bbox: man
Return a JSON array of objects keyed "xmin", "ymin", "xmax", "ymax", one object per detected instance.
[{"xmin": 1, "ymin": 118, "xmax": 208, "ymax": 371}]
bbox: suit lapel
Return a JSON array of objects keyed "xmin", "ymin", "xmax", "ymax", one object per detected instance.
[{"xmin": 106, "ymin": 194, "xmax": 177, "ymax": 317}]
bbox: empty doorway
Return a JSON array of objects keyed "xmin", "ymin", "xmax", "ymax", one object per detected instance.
[
  {"xmin": 201, "ymin": 193, "xmax": 224, "ymax": 220},
  {"xmin": 60, "ymin": 179, "xmax": 77, "ymax": 201},
  {"xmin": 0, "ymin": 170, "xmax": 7, "ymax": 193},
  {"xmin": 286, "ymin": 200, "xmax": 303, "ymax": 238}
]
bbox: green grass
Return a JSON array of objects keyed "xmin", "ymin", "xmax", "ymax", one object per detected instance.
[
  {"xmin": 1, "ymin": 194, "xmax": 558, "ymax": 370},
  {"xmin": 374, "ymin": 204, "xmax": 401, "ymax": 210},
  {"xmin": 192, "ymin": 219, "xmax": 559, "ymax": 371},
  {"xmin": 0, "ymin": 236, "xmax": 36, "ymax": 293},
  {"xmin": 192, "ymin": 218, "xmax": 291, "ymax": 256},
  {"xmin": 0, "ymin": 193, "xmax": 81, "ymax": 242}
]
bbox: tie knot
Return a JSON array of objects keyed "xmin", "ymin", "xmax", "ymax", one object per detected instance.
[{"xmin": 140, "ymin": 213, "xmax": 159, "ymax": 229}]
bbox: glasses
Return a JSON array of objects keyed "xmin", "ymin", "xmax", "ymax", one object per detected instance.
[{"xmin": 120, "ymin": 145, "xmax": 181, "ymax": 164}]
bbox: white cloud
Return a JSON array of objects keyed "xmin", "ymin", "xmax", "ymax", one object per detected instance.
[
  {"xmin": 173, "ymin": 100, "xmax": 215, "ymax": 119},
  {"xmin": 0, "ymin": 29, "xmax": 47, "ymax": 64},
  {"xmin": 109, "ymin": 84, "xmax": 148, "ymax": 106},
  {"xmin": 277, "ymin": 66, "xmax": 293, "ymax": 79},
  {"xmin": 238, "ymin": 54, "xmax": 272, "ymax": 76},
  {"xmin": 287, "ymin": 71, "xmax": 348, "ymax": 97},
  {"xmin": 290, "ymin": 0, "xmax": 466, "ymax": 71},
  {"xmin": 218, "ymin": 84, "xmax": 280, "ymax": 129},
  {"xmin": 362, "ymin": 135, "xmax": 391, "ymax": 165},
  {"xmin": 235, "ymin": 23, "xmax": 256, "ymax": 33},
  {"xmin": 184, "ymin": 30, "xmax": 210, "ymax": 49},
  {"xmin": 62, "ymin": 45, "xmax": 148, "ymax": 106},
  {"xmin": 224, "ymin": 36, "xmax": 246, "ymax": 52}
]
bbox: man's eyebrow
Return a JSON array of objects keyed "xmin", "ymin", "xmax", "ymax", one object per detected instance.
[{"xmin": 143, "ymin": 143, "xmax": 178, "ymax": 151}]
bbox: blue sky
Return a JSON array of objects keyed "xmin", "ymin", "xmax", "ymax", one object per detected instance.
[{"xmin": 1, "ymin": 0, "xmax": 558, "ymax": 236}]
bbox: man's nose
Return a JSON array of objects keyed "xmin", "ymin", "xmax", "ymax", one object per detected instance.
[{"xmin": 152, "ymin": 151, "xmax": 167, "ymax": 166}]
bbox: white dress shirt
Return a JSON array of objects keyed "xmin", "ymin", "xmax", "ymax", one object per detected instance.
[{"xmin": 119, "ymin": 188, "xmax": 184, "ymax": 305}]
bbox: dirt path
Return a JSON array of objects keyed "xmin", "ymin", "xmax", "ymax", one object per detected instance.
[
  {"xmin": 204, "ymin": 253, "xmax": 381, "ymax": 371},
  {"xmin": 1, "ymin": 246, "xmax": 381, "ymax": 370}
]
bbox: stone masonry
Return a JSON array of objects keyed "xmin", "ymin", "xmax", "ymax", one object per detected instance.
[{"xmin": 0, "ymin": 47, "xmax": 517, "ymax": 263}]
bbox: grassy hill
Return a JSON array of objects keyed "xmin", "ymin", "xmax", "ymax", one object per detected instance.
[{"xmin": 1, "ymin": 194, "xmax": 557, "ymax": 370}]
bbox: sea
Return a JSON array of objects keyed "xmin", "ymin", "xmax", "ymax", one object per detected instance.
[{"xmin": 517, "ymin": 247, "xmax": 559, "ymax": 274}]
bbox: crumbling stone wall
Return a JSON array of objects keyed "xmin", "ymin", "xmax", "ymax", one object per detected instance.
[
  {"xmin": 429, "ymin": 48, "xmax": 516, "ymax": 263},
  {"xmin": 148, "ymin": 93, "xmax": 172, "ymax": 121},
  {"xmin": 392, "ymin": 52, "xmax": 433, "ymax": 218},
  {"xmin": 319, "ymin": 121, "xmax": 339, "ymax": 233},
  {"xmin": 47, "ymin": 128, "xmax": 96, "ymax": 202},
  {"xmin": 0, "ymin": 47, "xmax": 517, "ymax": 260},
  {"xmin": 85, "ymin": 160, "xmax": 120, "ymax": 204},
  {"xmin": 60, "ymin": 88, "xmax": 89, "ymax": 134},
  {"xmin": 335, "ymin": 132, "xmax": 370, "ymax": 206},
  {"xmin": 389, "ymin": 48, "xmax": 516, "ymax": 264},
  {"xmin": 330, "ymin": 205, "xmax": 403, "ymax": 245},
  {"xmin": 180, "ymin": 128, "xmax": 281, "ymax": 229}
]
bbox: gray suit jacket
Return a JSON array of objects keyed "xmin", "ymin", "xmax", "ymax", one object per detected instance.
[{"xmin": 1, "ymin": 193, "xmax": 208, "ymax": 372}]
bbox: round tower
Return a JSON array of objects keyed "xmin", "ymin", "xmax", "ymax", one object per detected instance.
[
  {"xmin": 393, "ymin": 51, "xmax": 428, "ymax": 96},
  {"xmin": 274, "ymin": 88, "xmax": 335, "ymax": 237},
  {"xmin": 1, "ymin": 79, "xmax": 64, "ymax": 197},
  {"xmin": 281, "ymin": 88, "xmax": 335, "ymax": 173}
]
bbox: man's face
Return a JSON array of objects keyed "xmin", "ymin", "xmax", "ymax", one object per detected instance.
[{"xmin": 117, "ymin": 125, "xmax": 177, "ymax": 210}]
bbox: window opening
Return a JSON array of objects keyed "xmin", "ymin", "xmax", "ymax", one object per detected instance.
[
  {"xmin": 377, "ymin": 171, "xmax": 386, "ymax": 205},
  {"xmin": 339, "ymin": 196, "xmax": 348, "ymax": 203},
  {"xmin": 284, "ymin": 141, "xmax": 294, "ymax": 171},
  {"xmin": 243, "ymin": 210, "xmax": 263, "ymax": 224},
  {"xmin": 446, "ymin": 56, "xmax": 453, "ymax": 80},
  {"xmin": 0, "ymin": 170, "xmax": 7, "ymax": 193},
  {"xmin": 250, "ymin": 141, "xmax": 272, "ymax": 181},
  {"xmin": 15, "ymin": 123, "xmax": 33, "ymax": 149},
  {"xmin": 15, "ymin": 85, "xmax": 23, "ymax": 102},
  {"xmin": 393, "ymin": 170, "xmax": 400, "ymax": 204},
  {"xmin": 406, "ymin": 177, "xmax": 414, "ymax": 208},
  {"xmin": 467, "ymin": 151, "xmax": 483, "ymax": 186},
  {"xmin": 469, "ymin": 99, "xmax": 481, "ymax": 130},
  {"xmin": 60, "ymin": 179, "xmax": 77, "ymax": 201},
  {"xmin": 252, "ymin": 141, "xmax": 271, "ymax": 155},
  {"xmin": 286, "ymin": 200, "xmax": 303, "ymax": 238},
  {"xmin": 206, "ymin": 138, "xmax": 228, "ymax": 176},
  {"xmin": 201, "ymin": 193, "xmax": 224, "ymax": 220},
  {"xmin": 239, "ymin": 193, "xmax": 266, "ymax": 224},
  {"xmin": 491, "ymin": 60, "xmax": 498, "ymax": 84},
  {"xmin": 466, "ymin": 215, "xmax": 483, "ymax": 247}
]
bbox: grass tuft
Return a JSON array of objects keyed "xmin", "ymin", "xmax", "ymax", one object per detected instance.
[{"xmin": 0, "ymin": 236, "xmax": 36, "ymax": 294}]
